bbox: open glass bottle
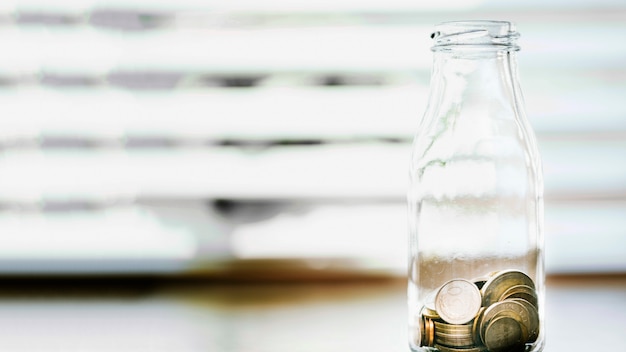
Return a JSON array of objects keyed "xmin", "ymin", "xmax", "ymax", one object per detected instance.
[{"xmin": 407, "ymin": 21, "xmax": 544, "ymax": 352}]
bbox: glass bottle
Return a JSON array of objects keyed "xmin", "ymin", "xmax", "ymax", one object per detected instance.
[{"xmin": 407, "ymin": 21, "xmax": 544, "ymax": 352}]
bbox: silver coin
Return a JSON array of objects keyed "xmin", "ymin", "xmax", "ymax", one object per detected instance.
[
  {"xmin": 435, "ymin": 279, "xmax": 482, "ymax": 325},
  {"xmin": 481, "ymin": 270, "xmax": 535, "ymax": 307}
]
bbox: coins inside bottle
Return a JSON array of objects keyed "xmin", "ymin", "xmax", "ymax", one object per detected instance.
[
  {"xmin": 416, "ymin": 270, "xmax": 540, "ymax": 352},
  {"xmin": 435, "ymin": 279, "xmax": 482, "ymax": 325}
]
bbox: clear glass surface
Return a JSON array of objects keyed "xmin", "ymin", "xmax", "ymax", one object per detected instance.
[{"xmin": 408, "ymin": 21, "xmax": 544, "ymax": 352}]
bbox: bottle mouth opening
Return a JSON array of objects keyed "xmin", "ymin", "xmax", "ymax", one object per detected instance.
[{"xmin": 431, "ymin": 20, "xmax": 520, "ymax": 52}]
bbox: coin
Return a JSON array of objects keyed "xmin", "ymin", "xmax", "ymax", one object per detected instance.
[
  {"xmin": 497, "ymin": 300, "xmax": 532, "ymax": 342},
  {"xmin": 472, "ymin": 307, "xmax": 485, "ymax": 347},
  {"xmin": 427, "ymin": 318, "xmax": 435, "ymax": 347},
  {"xmin": 414, "ymin": 270, "xmax": 540, "ymax": 351},
  {"xmin": 499, "ymin": 284, "xmax": 538, "ymax": 308},
  {"xmin": 418, "ymin": 312, "xmax": 425, "ymax": 346},
  {"xmin": 434, "ymin": 321, "xmax": 473, "ymax": 333},
  {"xmin": 420, "ymin": 316, "xmax": 428, "ymax": 347},
  {"xmin": 493, "ymin": 310, "xmax": 529, "ymax": 344},
  {"xmin": 483, "ymin": 316, "xmax": 526, "ymax": 352},
  {"xmin": 421, "ymin": 317, "xmax": 435, "ymax": 347},
  {"xmin": 422, "ymin": 305, "xmax": 441, "ymax": 320},
  {"xmin": 509, "ymin": 298, "xmax": 540, "ymax": 343},
  {"xmin": 481, "ymin": 270, "xmax": 535, "ymax": 307},
  {"xmin": 434, "ymin": 344, "xmax": 487, "ymax": 352},
  {"xmin": 435, "ymin": 279, "xmax": 482, "ymax": 325},
  {"xmin": 435, "ymin": 331, "xmax": 474, "ymax": 348},
  {"xmin": 479, "ymin": 300, "xmax": 531, "ymax": 344}
]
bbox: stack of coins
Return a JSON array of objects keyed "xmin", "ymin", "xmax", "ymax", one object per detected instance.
[{"xmin": 417, "ymin": 270, "xmax": 539, "ymax": 352}]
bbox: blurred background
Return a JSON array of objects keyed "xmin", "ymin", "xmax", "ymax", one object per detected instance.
[{"xmin": 0, "ymin": 0, "xmax": 625, "ymax": 279}]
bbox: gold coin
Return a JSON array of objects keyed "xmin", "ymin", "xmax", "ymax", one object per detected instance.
[
  {"xmin": 434, "ymin": 321, "xmax": 475, "ymax": 348},
  {"xmin": 418, "ymin": 312, "xmax": 426, "ymax": 346},
  {"xmin": 423, "ymin": 317, "xmax": 435, "ymax": 347},
  {"xmin": 499, "ymin": 284, "xmax": 538, "ymax": 308},
  {"xmin": 472, "ymin": 307, "xmax": 485, "ymax": 347},
  {"xmin": 434, "ymin": 321, "xmax": 473, "ymax": 334},
  {"xmin": 435, "ymin": 330, "xmax": 473, "ymax": 339},
  {"xmin": 481, "ymin": 270, "xmax": 535, "ymax": 307},
  {"xmin": 435, "ymin": 279, "xmax": 482, "ymax": 325},
  {"xmin": 434, "ymin": 344, "xmax": 487, "ymax": 352},
  {"xmin": 483, "ymin": 316, "xmax": 526, "ymax": 352},
  {"xmin": 492, "ymin": 310, "xmax": 530, "ymax": 344},
  {"xmin": 496, "ymin": 300, "xmax": 532, "ymax": 343},
  {"xmin": 428, "ymin": 318, "xmax": 436, "ymax": 347},
  {"xmin": 420, "ymin": 317, "xmax": 429, "ymax": 347},
  {"xmin": 435, "ymin": 331, "xmax": 474, "ymax": 348},
  {"xmin": 479, "ymin": 300, "xmax": 531, "ymax": 344},
  {"xmin": 422, "ymin": 305, "xmax": 441, "ymax": 320},
  {"xmin": 509, "ymin": 298, "xmax": 540, "ymax": 343}
]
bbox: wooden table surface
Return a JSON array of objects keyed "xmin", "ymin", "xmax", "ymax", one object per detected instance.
[{"xmin": 0, "ymin": 275, "xmax": 624, "ymax": 351}]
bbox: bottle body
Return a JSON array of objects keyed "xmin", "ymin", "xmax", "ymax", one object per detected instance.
[{"xmin": 408, "ymin": 21, "xmax": 544, "ymax": 352}]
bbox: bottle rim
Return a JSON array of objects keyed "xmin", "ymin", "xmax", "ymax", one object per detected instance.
[{"xmin": 431, "ymin": 20, "xmax": 520, "ymax": 52}]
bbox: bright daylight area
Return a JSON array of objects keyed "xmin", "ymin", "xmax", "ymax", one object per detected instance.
[
  {"xmin": 0, "ymin": 0, "xmax": 624, "ymax": 351},
  {"xmin": 0, "ymin": 0, "xmax": 624, "ymax": 276}
]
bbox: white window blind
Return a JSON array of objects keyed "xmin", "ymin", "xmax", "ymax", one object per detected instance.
[{"xmin": 0, "ymin": 0, "xmax": 624, "ymax": 276}]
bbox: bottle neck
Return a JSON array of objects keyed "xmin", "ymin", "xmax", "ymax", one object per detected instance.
[
  {"xmin": 418, "ymin": 20, "xmax": 528, "ymax": 149},
  {"xmin": 431, "ymin": 49, "xmax": 520, "ymax": 106},
  {"xmin": 414, "ymin": 21, "xmax": 533, "ymax": 168},
  {"xmin": 426, "ymin": 20, "xmax": 522, "ymax": 110}
]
